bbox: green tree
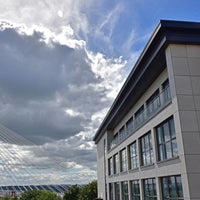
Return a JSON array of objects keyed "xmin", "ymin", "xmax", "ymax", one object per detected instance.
[
  {"xmin": 36, "ymin": 190, "xmax": 61, "ymax": 200},
  {"xmin": 63, "ymin": 185, "xmax": 80, "ymax": 200},
  {"xmin": 0, "ymin": 195, "xmax": 18, "ymax": 200},
  {"xmin": 20, "ymin": 190, "xmax": 61, "ymax": 200},
  {"xmin": 78, "ymin": 181, "xmax": 97, "ymax": 200},
  {"xmin": 0, "ymin": 195, "xmax": 13, "ymax": 200}
]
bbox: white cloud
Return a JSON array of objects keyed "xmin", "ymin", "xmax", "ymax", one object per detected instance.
[
  {"xmin": 57, "ymin": 10, "xmax": 64, "ymax": 18},
  {"xmin": 65, "ymin": 108, "xmax": 81, "ymax": 117},
  {"xmin": 0, "ymin": 0, "xmax": 137, "ymax": 185},
  {"xmin": 98, "ymin": 3, "xmax": 124, "ymax": 39},
  {"xmin": 0, "ymin": 0, "xmax": 93, "ymax": 38},
  {"xmin": 88, "ymin": 52, "xmax": 127, "ymax": 99}
]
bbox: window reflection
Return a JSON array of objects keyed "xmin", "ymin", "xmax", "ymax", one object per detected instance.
[
  {"xmin": 140, "ymin": 132, "xmax": 154, "ymax": 166},
  {"xmin": 161, "ymin": 175, "xmax": 183, "ymax": 200},
  {"xmin": 156, "ymin": 117, "xmax": 178, "ymax": 161}
]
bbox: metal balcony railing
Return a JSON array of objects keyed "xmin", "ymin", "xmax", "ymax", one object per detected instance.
[{"xmin": 109, "ymin": 86, "xmax": 171, "ymax": 150}]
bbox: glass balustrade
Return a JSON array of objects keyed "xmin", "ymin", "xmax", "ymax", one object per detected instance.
[{"xmin": 109, "ymin": 86, "xmax": 171, "ymax": 150}]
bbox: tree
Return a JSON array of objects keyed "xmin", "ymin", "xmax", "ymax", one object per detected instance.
[
  {"xmin": 78, "ymin": 181, "xmax": 97, "ymax": 200},
  {"xmin": 20, "ymin": 190, "xmax": 61, "ymax": 200},
  {"xmin": 0, "ymin": 195, "xmax": 19, "ymax": 200},
  {"xmin": 0, "ymin": 195, "xmax": 13, "ymax": 200},
  {"xmin": 63, "ymin": 181, "xmax": 97, "ymax": 200},
  {"xmin": 63, "ymin": 185, "xmax": 80, "ymax": 200}
]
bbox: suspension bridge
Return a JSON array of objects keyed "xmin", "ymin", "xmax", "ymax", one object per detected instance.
[{"xmin": 0, "ymin": 123, "xmax": 71, "ymax": 197}]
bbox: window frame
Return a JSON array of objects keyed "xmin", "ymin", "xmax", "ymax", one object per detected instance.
[
  {"xmin": 122, "ymin": 181, "xmax": 129, "ymax": 200},
  {"xmin": 120, "ymin": 148, "xmax": 127, "ymax": 172},
  {"xmin": 156, "ymin": 117, "xmax": 178, "ymax": 161},
  {"xmin": 161, "ymin": 175, "xmax": 183, "ymax": 200},
  {"xmin": 126, "ymin": 116, "xmax": 134, "ymax": 135},
  {"xmin": 135, "ymin": 105, "xmax": 144, "ymax": 127},
  {"xmin": 162, "ymin": 79, "xmax": 171, "ymax": 103},
  {"xmin": 130, "ymin": 180, "xmax": 140, "ymax": 200},
  {"xmin": 114, "ymin": 182, "xmax": 120, "ymax": 200},
  {"xmin": 140, "ymin": 132, "xmax": 154, "ymax": 166},
  {"xmin": 119, "ymin": 126, "xmax": 126, "ymax": 141},
  {"xmin": 143, "ymin": 178, "xmax": 157, "ymax": 200},
  {"xmin": 129, "ymin": 141, "xmax": 138, "ymax": 170},
  {"xmin": 113, "ymin": 153, "xmax": 119, "ymax": 174},
  {"xmin": 146, "ymin": 89, "xmax": 160, "ymax": 116},
  {"xmin": 109, "ymin": 182, "xmax": 114, "ymax": 200},
  {"xmin": 108, "ymin": 157, "xmax": 113, "ymax": 176}
]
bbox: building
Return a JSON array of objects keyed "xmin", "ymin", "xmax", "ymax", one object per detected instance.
[{"xmin": 93, "ymin": 20, "xmax": 200, "ymax": 200}]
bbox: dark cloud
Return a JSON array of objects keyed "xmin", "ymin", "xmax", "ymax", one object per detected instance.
[
  {"xmin": 0, "ymin": 26, "xmax": 111, "ymax": 144},
  {"xmin": 0, "ymin": 20, "xmax": 127, "ymax": 184}
]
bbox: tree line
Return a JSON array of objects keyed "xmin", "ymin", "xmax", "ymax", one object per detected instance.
[{"xmin": 0, "ymin": 181, "xmax": 97, "ymax": 200}]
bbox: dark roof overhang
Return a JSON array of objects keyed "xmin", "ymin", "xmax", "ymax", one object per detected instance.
[{"xmin": 93, "ymin": 20, "xmax": 200, "ymax": 143}]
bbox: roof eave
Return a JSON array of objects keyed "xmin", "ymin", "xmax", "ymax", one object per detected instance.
[{"xmin": 93, "ymin": 20, "xmax": 200, "ymax": 143}]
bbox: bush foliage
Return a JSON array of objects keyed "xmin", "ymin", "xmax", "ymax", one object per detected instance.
[
  {"xmin": 0, "ymin": 181, "xmax": 97, "ymax": 200},
  {"xmin": 63, "ymin": 180, "xmax": 97, "ymax": 200}
]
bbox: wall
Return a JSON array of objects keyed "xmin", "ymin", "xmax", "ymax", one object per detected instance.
[
  {"xmin": 96, "ymin": 132, "xmax": 107, "ymax": 199},
  {"xmin": 166, "ymin": 44, "xmax": 200, "ymax": 200}
]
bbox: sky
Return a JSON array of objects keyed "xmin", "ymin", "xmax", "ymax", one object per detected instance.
[{"xmin": 0, "ymin": 0, "xmax": 200, "ymax": 185}]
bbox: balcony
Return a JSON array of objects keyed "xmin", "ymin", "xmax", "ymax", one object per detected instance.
[{"xmin": 109, "ymin": 86, "xmax": 171, "ymax": 150}]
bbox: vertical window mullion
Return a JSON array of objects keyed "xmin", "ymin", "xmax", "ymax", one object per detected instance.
[
  {"xmin": 161, "ymin": 175, "xmax": 183, "ymax": 199},
  {"xmin": 156, "ymin": 117, "xmax": 178, "ymax": 161}
]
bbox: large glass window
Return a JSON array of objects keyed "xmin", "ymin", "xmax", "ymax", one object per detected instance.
[
  {"xmin": 162, "ymin": 79, "xmax": 171, "ymax": 103},
  {"xmin": 146, "ymin": 89, "xmax": 160, "ymax": 116},
  {"xmin": 120, "ymin": 148, "xmax": 127, "ymax": 172},
  {"xmin": 111, "ymin": 133, "xmax": 119, "ymax": 149},
  {"xmin": 130, "ymin": 180, "xmax": 140, "ymax": 200},
  {"xmin": 114, "ymin": 182, "xmax": 120, "ymax": 200},
  {"xmin": 135, "ymin": 105, "xmax": 144, "ymax": 127},
  {"xmin": 113, "ymin": 153, "xmax": 119, "ymax": 174},
  {"xmin": 140, "ymin": 132, "xmax": 154, "ymax": 166},
  {"xmin": 119, "ymin": 126, "xmax": 126, "ymax": 141},
  {"xmin": 144, "ymin": 178, "xmax": 157, "ymax": 200},
  {"xmin": 126, "ymin": 117, "xmax": 134, "ymax": 135},
  {"xmin": 161, "ymin": 175, "xmax": 183, "ymax": 200},
  {"xmin": 129, "ymin": 142, "xmax": 138, "ymax": 170},
  {"xmin": 122, "ymin": 181, "xmax": 129, "ymax": 200},
  {"xmin": 156, "ymin": 117, "xmax": 178, "ymax": 161},
  {"xmin": 109, "ymin": 183, "xmax": 114, "ymax": 200},
  {"xmin": 108, "ymin": 157, "xmax": 113, "ymax": 176}
]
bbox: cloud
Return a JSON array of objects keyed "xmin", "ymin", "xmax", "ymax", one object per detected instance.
[
  {"xmin": 0, "ymin": 0, "xmax": 95, "ymax": 40},
  {"xmin": 98, "ymin": 3, "xmax": 124, "ymax": 39},
  {"xmin": 0, "ymin": 20, "xmax": 127, "ymax": 184},
  {"xmin": 0, "ymin": 0, "xmax": 137, "ymax": 185},
  {"xmin": 0, "ymin": 132, "xmax": 97, "ymax": 185}
]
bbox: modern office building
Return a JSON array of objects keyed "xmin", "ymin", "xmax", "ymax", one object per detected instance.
[{"xmin": 93, "ymin": 20, "xmax": 200, "ymax": 200}]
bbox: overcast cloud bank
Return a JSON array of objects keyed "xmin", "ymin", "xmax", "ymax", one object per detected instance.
[{"xmin": 0, "ymin": 16, "xmax": 127, "ymax": 184}]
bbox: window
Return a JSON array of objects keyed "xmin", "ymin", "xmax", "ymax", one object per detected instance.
[
  {"xmin": 126, "ymin": 117, "xmax": 134, "ymax": 135},
  {"xmin": 119, "ymin": 126, "xmax": 126, "ymax": 141},
  {"xmin": 122, "ymin": 181, "xmax": 129, "ymax": 200},
  {"xmin": 111, "ymin": 133, "xmax": 119, "ymax": 149},
  {"xmin": 161, "ymin": 175, "xmax": 183, "ymax": 200},
  {"xmin": 144, "ymin": 178, "xmax": 157, "ymax": 200},
  {"xmin": 146, "ymin": 89, "xmax": 160, "ymax": 116},
  {"xmin": 113, "ymin": 153, "xmax": 119, "ymax": 174},
  {"xmin": 108, "ymin": 157, "xmax": 113, "ymax": 175},
  {"xmin": 114, "ymin": 182, "xmax": 120, "ymax": 200},
  {"xmin": 162, "ymin": 79, "xmax": 171, "ymax": 103},
  {"xmin": 129, "ymin": 142, "xmax": 138, "ymax": 170},
  {"xmin": 156, "ymin": 117, "xmax": 178, "ymax": 161},
  {"xmin": 135, "ymin": 105, "xmax": 144, "ymax": 127},
  {"xmin": 109, "ymin": 183, "xmax": 114, "ymax": 200},
  {"xmin": 140, "ymin": 132, "xmax": 154, "ymax": 166},
  {"xmin": 120, "ymin": 148, "xmax": 127, "ymax": 172},
  {"xmin": 130, "ymin": 180, "xmax": 140, "ymax": 200}
]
